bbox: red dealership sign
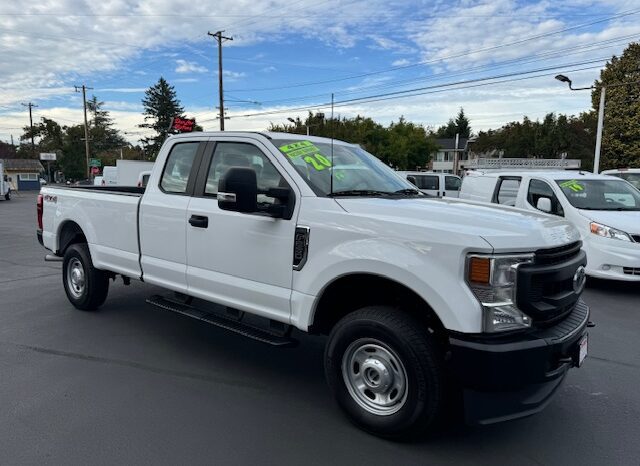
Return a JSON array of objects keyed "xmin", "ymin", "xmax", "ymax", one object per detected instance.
[{"xmin": 170, "ymin": 117, "xmax": 196, "ymax": 133}]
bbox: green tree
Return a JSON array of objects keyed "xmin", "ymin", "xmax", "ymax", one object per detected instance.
[
  {"xmin": 592, "ymin": 42, "xmax": 640, "ymax": 170},
  {"xmin": 435, "ymin": 107, "xmax": 471, "ymax": 138},
  {"xmin": 87, "ymin": 96, "xmax": 127, "ymax": 155},
  {"xmin": 139, "ymin": 77, "xmax": 184, "ymax": 158}
]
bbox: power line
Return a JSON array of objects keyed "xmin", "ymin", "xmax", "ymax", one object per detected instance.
[
  {"xmin": 224, "ymin": 33, "xmax": 638, "ymax": 108},
  {"xmin": 228, "ymin": 7, "xmax": 640, "ymax": 93},
  {"xmin": 223, "ymin": 60, "xmax": 607, "ymax": 120}
]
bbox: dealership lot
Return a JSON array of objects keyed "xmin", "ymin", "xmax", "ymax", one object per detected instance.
[{"xmin": 1, "ymin": 191, "xmax": 639, "ymax": 465}]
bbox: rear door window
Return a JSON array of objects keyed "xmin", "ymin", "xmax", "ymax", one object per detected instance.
[{"xmin": 494, "ymin": 177, "xmax": 521, "ymax": 206}]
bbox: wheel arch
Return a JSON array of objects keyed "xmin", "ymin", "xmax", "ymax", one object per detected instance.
[
  {"xmin": 309, "ymin": 273, "xmax": 447, "ymax": 340},
  {"xmin": 57, "ymin": 220, "xmax": 87, "ymax": 255}
]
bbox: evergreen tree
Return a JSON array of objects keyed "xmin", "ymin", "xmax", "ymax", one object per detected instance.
[
  {"xmin": 139, "ymin": 77, "xmax": 184, "ymax": 158},
  {"xmin": 435, "ymin": 107, "xmax": 471, "ymax": 138},
  {"xmin": 592, "ymin": 42, "xmax": 640, "ymax": 170},
  {"xmin": 87, "ymin": 96, "xmax": 127, "ymax": 154},
  {"xmin": 454, "ymin": 108, "xmax": 471, "ymax": 138}
]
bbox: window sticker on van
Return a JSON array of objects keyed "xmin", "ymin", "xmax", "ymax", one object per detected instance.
[
  {"xmin": 279, "ymin": 141, "xmax": 333, "ymax": 171},
  {"xmin": 559, "ymin": 180, "xmax": 585, "ymax": 192}
]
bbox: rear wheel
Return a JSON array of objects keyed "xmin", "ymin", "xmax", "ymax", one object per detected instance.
[
  {"xmin": 324, "ymin": 306, "xmax": 444, "ymax": 438},
  {"xmin": 62, "ymin": 243, "xmax": 109, "ymax": 310}
]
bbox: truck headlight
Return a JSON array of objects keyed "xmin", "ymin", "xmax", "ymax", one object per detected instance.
[
  {"xmin": 466, "ymin": 254, "xmax": 534, "ymax": 333},
  {"xmin": 590, "ymin": 222, "xmax": 631, "ymax": 241}
]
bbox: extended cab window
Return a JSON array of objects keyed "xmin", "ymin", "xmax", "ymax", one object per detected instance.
[
  {"xmin": 205, "ymin": 142, "xmax": 286, "ymax": 204},
  {"xmin": 160, "ymin": 143, "xmax": 199, "ymax": 194},
  {"xmin": 495, "ymin": 177, "xmax": 521, "ymax": 206},
  {"xmin": 528, "ymin": 179, "xmax": 564, "ymax": 215}
]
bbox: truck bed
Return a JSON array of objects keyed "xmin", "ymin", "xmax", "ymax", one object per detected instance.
[{"xmin": 40, "ymin": 185, "xmax": 144, "ymax": 279}]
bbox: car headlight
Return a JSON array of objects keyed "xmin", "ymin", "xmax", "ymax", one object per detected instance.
[
  {"xmin": 466, "ymin": 254, "xmax": 534, "ymax": 333},
  {"xmin": 590, "ymin": 222, "xmax": 631, "ymax": 241}
]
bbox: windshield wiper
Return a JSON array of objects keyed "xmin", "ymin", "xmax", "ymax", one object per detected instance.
[
  {"xmin": 327, "ymin": 189, "xmax": 392, "ymax": 197},
  {"xmin": 393, "ymin": 188, "xmax": 423, "ymax": 196}
]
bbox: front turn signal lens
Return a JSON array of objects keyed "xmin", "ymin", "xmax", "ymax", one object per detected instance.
[{"xmin": 468, "ymin": 257, "xmax": 491, "ymax": 284}]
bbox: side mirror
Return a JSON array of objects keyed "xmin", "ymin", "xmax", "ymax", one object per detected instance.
[
  {"xmin": 218, "ymin": 167, "xmax": 258, "ymax": 213},
  {"xmin": 407, "ymin": 175, "xmax": 417, "ymax": 186},
  {"xmin": 536, "ymin": 197, "xmax": 552, "ymax": 213}
]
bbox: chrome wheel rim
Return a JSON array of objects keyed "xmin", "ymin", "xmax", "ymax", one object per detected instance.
[
  {"xmin": 66, "ymin": 258, "xmax": 86, "ymax": 299},
  {"xmin": 341, "ymin": 339, "xmax": 409, "ymax": 416}
]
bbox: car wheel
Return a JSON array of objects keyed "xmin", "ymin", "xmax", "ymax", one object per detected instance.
[
  {"xmin": 325, "ymin": 306, "xmax": 444, "ymax": 438},
  {"xmin": 62, "ymin": 243, "xmax": 109, "ymax": 311},
  {"xmin": 5, "ymin": 190, "xmax": 10, "ymax": 200}
]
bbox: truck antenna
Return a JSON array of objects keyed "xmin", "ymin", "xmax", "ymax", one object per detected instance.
[{"xmin": 330, "ymin": 93, "xmax": 334, "ymax": 196}]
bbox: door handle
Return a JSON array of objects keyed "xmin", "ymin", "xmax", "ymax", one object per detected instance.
[{"xmin": 189, "ymin": 215, "xmax": 209, "ymax": 228}]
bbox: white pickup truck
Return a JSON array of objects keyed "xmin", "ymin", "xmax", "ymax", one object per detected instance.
[{"xmin": 37, "ymin": 132, "xmax": 591, "ymax": 438}]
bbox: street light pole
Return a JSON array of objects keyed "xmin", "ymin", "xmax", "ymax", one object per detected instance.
[
  {"xmin": 555, "ymin": 74, "xmax": 639, "ymax": 174},
  {"xmin": 593, "ymin": 86, "xmax": 606, "ymax": 174}
]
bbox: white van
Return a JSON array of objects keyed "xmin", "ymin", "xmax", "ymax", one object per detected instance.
[
  {"xmin": 397, "ymin": 171, "xmax": 461, "ymax": 197},
  {"xmin": 0, "ymin": 161, "xmax": 11, "ymax": 200},
  {"xmin": 460, "ymin": 170, "xmax": 640, "ymax": 281},
  {"xmin": 101, "ymin": 167, "xmax": 118, "ymax": 186},
  {"xmin": 601, "ymin": 168, "xmax": 640, "ymax": 190}
]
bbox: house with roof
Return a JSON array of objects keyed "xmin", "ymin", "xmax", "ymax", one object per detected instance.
[
  {"xmin": 429, "ymin": 137, "xmax": 470, "ymax": 175},
  {"xmin": 0, "ymin": 158, "xmax": 44, "ymax": 190}
]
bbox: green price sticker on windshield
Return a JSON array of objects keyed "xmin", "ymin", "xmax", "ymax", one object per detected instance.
[
  {"xmin": 560, "ymin": 180, "xmax": 585, "ymax": 192},
  {"xmin": 279, "ymin": 140, "xmax": 333, "ymax": 171}
]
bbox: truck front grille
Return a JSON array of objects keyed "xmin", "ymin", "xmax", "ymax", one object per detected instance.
[
  {"xmin": 516, "ymin": 242, "xmax": 586, "ymax": 326},
  {"xmin": 623, "ymin": 267, "xmax": 640, "ymax": 276}
]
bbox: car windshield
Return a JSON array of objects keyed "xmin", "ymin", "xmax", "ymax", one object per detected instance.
[
  {"xmin": 556, "ymin": 178, "xmax": 640, "ymax": 211},
  {"xmin": 272, "ymin": 139, "xmax": 419, "ymax": 197}
]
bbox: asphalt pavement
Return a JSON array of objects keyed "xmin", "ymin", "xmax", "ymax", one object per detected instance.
[{"xmin": 1, "ymin": 191, "xmax": 639, "ymax": 465}]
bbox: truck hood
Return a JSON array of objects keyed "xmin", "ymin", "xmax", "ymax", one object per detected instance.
[
  {"xmin": 335, "ymin": 197, "xmax": 580, "ymax": 251},
  {"xmin": 577, "ymin": 209, "xmax": 640, "ymax": 235}
]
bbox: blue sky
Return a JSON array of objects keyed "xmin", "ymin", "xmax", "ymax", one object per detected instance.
[{"xmin": 1, "ymin": 0, "xmax": 639, "ymax": 145}]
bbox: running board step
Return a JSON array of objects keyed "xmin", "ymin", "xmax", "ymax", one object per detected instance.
[{"xmin": 146, "ymin": 295, "xmax": 296, "ymax": 347}]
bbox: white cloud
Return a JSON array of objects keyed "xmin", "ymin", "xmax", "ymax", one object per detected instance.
[
  {"xmin": 175, "ymin": 59, "xmax": 208, "ymax": 74},
  {"xmin": 392, "ymin": 59, "xmax": 410, "ymax": 66}
]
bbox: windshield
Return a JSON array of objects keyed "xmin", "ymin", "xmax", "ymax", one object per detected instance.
[
  {"xmin": 556, "ymin": 178, "xmax": 640, "ymax": 211},
  {"xmin": 272, "ymin": 139, "xmax": 418, "ymax": 196}
]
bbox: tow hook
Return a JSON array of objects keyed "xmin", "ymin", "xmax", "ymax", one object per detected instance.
[{"xmin": 587, "ymin": 321, "xmax": 596, "ymax": 328}]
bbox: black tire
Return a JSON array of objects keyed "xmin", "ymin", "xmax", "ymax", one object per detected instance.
[
  {"xmin": 62, "ymin": 243, "xmax": 109, "ymax": 311},
  {"xmin": 4, "ymin": 190, "xmax": 10, "ymax": 201},
  {"xmin": 325, "ymin": 306, "xmax": 444, "ymax": 439}
]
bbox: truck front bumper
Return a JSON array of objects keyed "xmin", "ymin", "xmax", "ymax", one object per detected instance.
[{"xmin": 447, "ymin": 299, "xmax": 590, "ymax": 425}]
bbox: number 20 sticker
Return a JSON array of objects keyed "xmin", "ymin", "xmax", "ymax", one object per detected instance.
[{"xmin": 304, "ymin": 153, "xmax": 332, "ymax": 171}]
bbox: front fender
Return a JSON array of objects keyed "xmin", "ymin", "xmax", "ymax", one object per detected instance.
[{"xmin": 292, "ymin": 237, "xmax": 484, "ymax": 333}]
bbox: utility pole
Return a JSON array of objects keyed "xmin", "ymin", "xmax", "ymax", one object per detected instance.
[
  {"xmin": 74, "ymin": 84, "xmax": 93, "ymax": 178},
  {"xmin": 21, "ymin": 102, "xmax": 37, "ymax": 155},
  {"xmin": 208, "ymin": 30, "xmax": 233, "ymax": 131}
]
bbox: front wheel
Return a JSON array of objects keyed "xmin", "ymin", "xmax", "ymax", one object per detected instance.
[
  {"xmin": 62, "ymin": 243, "xmax": 109, "ymax": 310},
  {"xmin": 324, "ymin": 306, "xmax": 444, "ymax": 439}
]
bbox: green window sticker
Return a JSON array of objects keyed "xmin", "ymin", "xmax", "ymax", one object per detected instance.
[
  {"xmin": 279, "ymin": 141, "xmax": 321, "ymax": 158},
  {"xmin": 560, "ymin": 180, "xmax": 585, "ymax": 192},
  {"xmin": 279, "ymin": 141, "xmax": 332, "ymax": 171}
]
